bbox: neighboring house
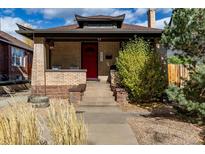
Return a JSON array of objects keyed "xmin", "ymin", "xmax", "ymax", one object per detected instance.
[
  {"xmin": 17, "ymin": 9, "xmax": 164, "ymax": 98},
  {"xmin": 0, "ymin": 31, "xmax": 33, "ymax": 81}
]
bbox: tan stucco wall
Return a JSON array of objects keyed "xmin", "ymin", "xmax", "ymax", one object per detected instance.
[
  {"xmin": 98, "ymin": 42, "xmax": 120, "ymax": 76},
  {"xmin": 50, "ymin": 42, "xmax": 81, "ymax": 69}
]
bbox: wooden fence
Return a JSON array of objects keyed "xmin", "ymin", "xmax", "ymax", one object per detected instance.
[{"xmin": 168, "ymin": 64, "xmax": 190, "ymax": 87}]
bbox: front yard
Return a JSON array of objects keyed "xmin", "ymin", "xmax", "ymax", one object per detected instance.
[{"xmin": 119, "ymin": 102, "xmax": 204, "ymax": 144}]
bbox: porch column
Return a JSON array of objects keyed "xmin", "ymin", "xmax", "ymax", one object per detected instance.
[{"xmin": 31, "ymin": 37, "xmax": 46, "ymax": 96}]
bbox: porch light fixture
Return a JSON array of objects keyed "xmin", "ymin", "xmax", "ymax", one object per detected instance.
[{"xmin": 156, "ymin": 43, "xmax": 160, "ymax": 49}]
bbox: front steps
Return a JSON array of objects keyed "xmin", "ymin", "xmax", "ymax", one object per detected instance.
[{"xmin": 81, "ymin": 81, "xmax": 116, "ymax": 106}]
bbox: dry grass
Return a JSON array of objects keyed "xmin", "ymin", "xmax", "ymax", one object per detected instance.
[
  {"xmin": 0, "ymin": 102, "xmax": 40, "ymax": 145},
  {"xmin": 0, "ymin": 92, "xmax": 87, "ymax": 145},
  {"xmin": 47, "ymin": 99, "xmax": 87, "ymax": 145}
]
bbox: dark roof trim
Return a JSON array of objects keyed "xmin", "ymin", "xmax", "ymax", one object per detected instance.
[
  {"xmin": 16, "ymin": 23, "xmax": 34, "ymax": 32},
  {"xmin": 16, "ymin": 29, "xmax": 162, "ymax": 39},
  {"xmin": 17, "ymin": 29, "xmax": 162, "ymax": 34},
  {"xmin": 0, "ymin": 38, "xmax": 33, "ymax": 51}
]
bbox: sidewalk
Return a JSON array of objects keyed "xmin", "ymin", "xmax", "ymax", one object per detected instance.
[{"xmin": 77, "ymin": 81, "xmax": 138, "ymax": 145}]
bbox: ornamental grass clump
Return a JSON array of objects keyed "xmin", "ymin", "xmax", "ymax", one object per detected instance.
[
  {"xmin": 0, "ymin": 102, "xmax": 40, "ymax": 145},
  {"xmin": 47, "ymin": 100, "xmax": 87, "ymax": 145}
]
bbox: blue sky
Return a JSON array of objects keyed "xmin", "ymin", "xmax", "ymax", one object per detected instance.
[{"xmin": 0, "ymin": 8, "xmax": 172, "ymax": 40}]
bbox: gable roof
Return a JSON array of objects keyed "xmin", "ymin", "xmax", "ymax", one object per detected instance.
[{"xmin": 0, "ymin": 31, "xmax": 33, "ymax": 51}]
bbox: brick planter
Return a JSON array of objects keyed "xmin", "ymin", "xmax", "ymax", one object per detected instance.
[
  {"xmin": 69, "ymin": 92, "xmax": 82, "ymax": 104},
  {"xmin": 115, "ymin": 88, "xmax": 129, "ymax": 105},
  {"xmin": 110, "ymin": 70, "xmax": 120, "ymax": 91},
  {"xmin": 109, "ymin": 70, "xmax": 129, "ymax": 105},
  {"xmin": 68, "ymin": 84, "xmax": 86, "ymax": 104}
]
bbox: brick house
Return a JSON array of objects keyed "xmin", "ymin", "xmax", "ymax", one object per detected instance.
[
  {"xmin": 17, "ymin": 9, "xmax": 164, "ymax": 98},
  {"xmin": 0, "ymin": 31, "xmax": 33, "ymax": 81}
]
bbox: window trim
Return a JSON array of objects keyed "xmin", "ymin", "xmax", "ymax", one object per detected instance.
[{"xmin": 11, "ymin": 46, "xmax": 25, "ymax": 67}]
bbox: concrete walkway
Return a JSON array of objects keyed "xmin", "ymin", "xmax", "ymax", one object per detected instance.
[{"xmin": 77, "ymin": 81, "xmax": 138, "ymax": 145}]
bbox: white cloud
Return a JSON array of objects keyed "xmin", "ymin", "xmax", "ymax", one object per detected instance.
[
  {"xmin": 136, "ymin": 17, "xmax": 171, "ymax": 29},
  {"xmin": 158, "ymin": 8, "xmax": 173, "ymax": 14},
  {"xmin": 135, "ymin": 8, "xmax": 148, "ymax": 15},
  {"xmin": 155, "ymin": 17, "xmax": 171, "ymax": 29},
  {"xmin": 0, "ymin": 16, "xmax": 36, "ymax": 40},
  {"xmin": 25, "ymin": 8, "xmax": 150, "ymax": 25},
  {"xmin": 3, "ymin": 9, "xmax": 15, "ymax": 15}
]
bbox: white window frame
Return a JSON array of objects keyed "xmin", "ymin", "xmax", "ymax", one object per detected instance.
[{"xmin": 11, "ymin": 47, "xmax": 25, "ymax": 67}]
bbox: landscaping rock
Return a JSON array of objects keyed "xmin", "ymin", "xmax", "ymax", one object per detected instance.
[{"xmin": 28, "ymin": 96, "xmax": 50, "ymax": 108}]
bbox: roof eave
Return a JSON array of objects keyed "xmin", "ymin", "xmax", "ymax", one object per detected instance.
[
  {"xmin": 0, "ymin": 37, "xmax": 33, "ymax": 51},
  {"xmin": 17, "ymin": 29, "xmax": 162, "ymax": 34}
]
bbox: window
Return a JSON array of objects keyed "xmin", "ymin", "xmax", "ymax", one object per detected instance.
[{"xmin": 12, "ymin": 47, "xmax": 25, "ymax": 67}]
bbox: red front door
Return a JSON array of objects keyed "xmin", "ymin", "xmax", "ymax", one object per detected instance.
[{"xmin": 82, "ymin": 43, "xmax": 98, "ymax": 79}]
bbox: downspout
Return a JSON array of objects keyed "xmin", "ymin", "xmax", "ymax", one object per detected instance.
[{"xmin": 44, "ymin": 39, "xmax": 46, "ymax": 96}]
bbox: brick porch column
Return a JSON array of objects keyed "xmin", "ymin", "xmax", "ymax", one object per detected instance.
[{"xmin": 31, "ymin": 37, "xmax": 46, "ymax": 96}]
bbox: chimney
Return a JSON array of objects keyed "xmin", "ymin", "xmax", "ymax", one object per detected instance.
[{"xmin": 147, "ymin": 9, "xmax": 156, "ymax": 28}]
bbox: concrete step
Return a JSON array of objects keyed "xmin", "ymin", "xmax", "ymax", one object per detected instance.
[
  {"xmin": 83, "ymin": 94, "xmax": 114, "ymax": 98},
  {"xmin": 82, "ymin": 97, "xmax": 115, "ymax": 102},
  {"xmin": 81, "ymin": 101, "xmax": 116, "ymax": 106}
]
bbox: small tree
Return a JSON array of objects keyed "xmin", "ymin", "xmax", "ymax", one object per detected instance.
[
  {"xmin": 161, "ymin": 9, "xmax": 205, "ymax": 61},
  {"xmin": 162, "ymin": 9, "xmax": 205, "ymax": 121},
  {"xmin": 116, "ymin": 37, "xmax": 165, "ymax": 102}
]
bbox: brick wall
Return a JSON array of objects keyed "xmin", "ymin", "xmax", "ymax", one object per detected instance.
[
  {"xmin": 45, "ymin": 70, "xmax": 86, "ymax": 86},
  {"xmin": 0, "ymin": 43, "xmax": 9, "ymax": 80},
  {"xmin": 31, "ymin": 37, "xmax": 46, "ymax": 87},
  {"xmin": 0, "ymin": 42, "xmax": 32, "ymax": 81},
  {"xmin": 31, "ymin": 70, "xmax": 86, "ymax": 98}
]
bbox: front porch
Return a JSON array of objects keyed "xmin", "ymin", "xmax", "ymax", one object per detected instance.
[{"xmin": 31, "ymin": 37, "xmax": 124, "ymax": 98}]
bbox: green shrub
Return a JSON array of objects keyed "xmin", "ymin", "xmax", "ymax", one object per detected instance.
[
  {"xmin": 166, "ymin": 64, "xmax": 205, "ymax": 122},
  {"xmin": 168, "ymin": 55, "xmax": 192, "ymax": 64},
  {"xmin": 116, "ymin": 37, "xmax": 166, "ymax": 102}
]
